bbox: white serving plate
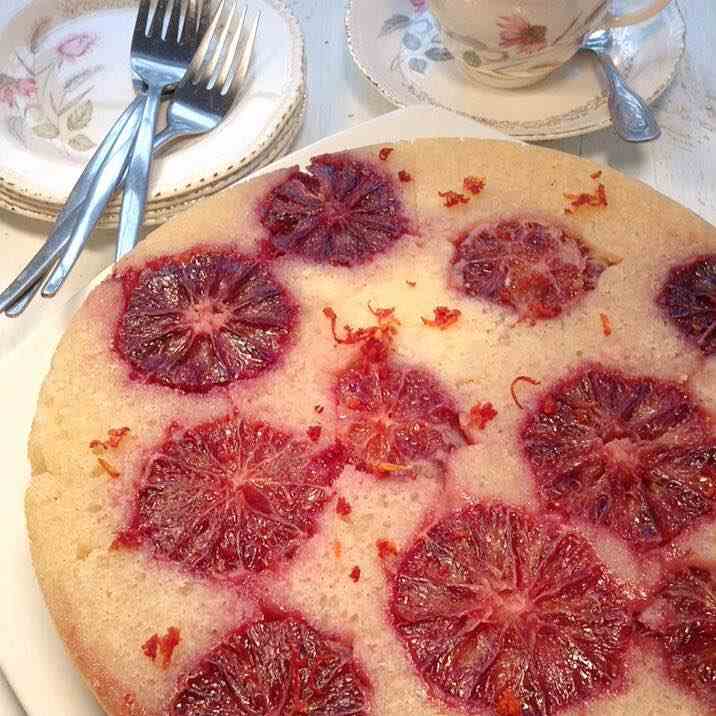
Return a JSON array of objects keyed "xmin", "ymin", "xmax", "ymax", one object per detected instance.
[
  {"xmin": 0, "ymin": 105, "xmax": 515, "ymax": 716},
  {"xmin": 0, "ymin": 0, "xmax": 304, "ymax": 223}
]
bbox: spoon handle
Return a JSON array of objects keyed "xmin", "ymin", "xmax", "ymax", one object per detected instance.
[{"xmin": 593, "ymin": 50, "xmax": 661, "ymax": 143}]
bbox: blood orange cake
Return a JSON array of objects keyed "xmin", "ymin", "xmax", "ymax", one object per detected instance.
[{"xmin": 25, "ymin": 139, "xmax": 716, "ymax": 716}]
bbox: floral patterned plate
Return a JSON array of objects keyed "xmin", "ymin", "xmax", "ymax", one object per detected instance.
[
  {"xmin": 0, "ymin": 0, "xmax": 304, "ymax": 220},
  {"xmin": 346, "ymin": 0, "xmax": 685, "ymax": 140},
  {"xmin": 0, "ymin": 87, "xmax": 307, "ymax": 226}
]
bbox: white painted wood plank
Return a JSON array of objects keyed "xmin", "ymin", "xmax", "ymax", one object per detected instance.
[{"xmin": 285, "ymin": 0, "xmax": 394, "ymax": 148}]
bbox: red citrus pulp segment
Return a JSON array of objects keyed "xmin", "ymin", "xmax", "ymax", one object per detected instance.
[
  {"xmin": 390, "ymin": 502, "xmax": 633, "ymax": 714},
  {"xmin": 521, "ymin": 365, "xmax": 716, "ymax": 551},
  {"xmin": 117, "ymin": 253, "xmax": 297, "ymax": 393},
  {"xmin": 115, "ymin": 415, "xmax": 345, "ymax": 577}
]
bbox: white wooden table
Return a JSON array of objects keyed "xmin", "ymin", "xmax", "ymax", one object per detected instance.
[{"xmin": 0, "ymin": 1, "xmax": 713, "ymax": 712}]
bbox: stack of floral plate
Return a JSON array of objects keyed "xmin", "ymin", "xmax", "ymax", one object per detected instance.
[{"xmin": 0, "ymin": 0, "xmax": 305, "ymax": 226}]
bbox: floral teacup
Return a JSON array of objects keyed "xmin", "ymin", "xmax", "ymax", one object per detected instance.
[{"xmin": 430, "ymin": 0, "xmax": 674, "ymax": 88}]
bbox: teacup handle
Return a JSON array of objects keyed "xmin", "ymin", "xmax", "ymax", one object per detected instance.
[{"xmin": 606, "ymin": 0, "xmax": 672, "ymax": 28}]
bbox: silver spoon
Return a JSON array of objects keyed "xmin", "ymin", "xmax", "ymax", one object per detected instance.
[{"xmin": 580, "ymin": 30, "xmax": 661, "ymax": 143}]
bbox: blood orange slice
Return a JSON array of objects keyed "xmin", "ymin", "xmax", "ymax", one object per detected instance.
[
  {"xmin": 640, "ymin": 564, "xmax": 716, "ymax": 710},
  {"xmin": 115, "ymin": 415, "xmax": 345, "ymax": 577},
  {"xmin": 521, "ymin": 365, "xmax": 716, "ymax": 550},
  {"xmin": 117, "ymin": 252, "xmax": 296, "ymax": 393},
  {"xmin": 260, "ymin": 153, "xmax": 410, "ymax": 267},
  {"xmin": 450, "ymin": 218, "xmax": 606, "ymax": 323},
  {"xmin": 390, "ymin": 502, "xmax": 633, "ymax": 714},
  {"xmin": 657, "ymin": 255, "xmax": 716, "ymax": 357},
  {"xmin": 334, "ymin": 343, "xmax": 467, "ymax": 479},
  {"xmin": 171, "ymin": 612, "xmax": 370, "ymax": 715}
]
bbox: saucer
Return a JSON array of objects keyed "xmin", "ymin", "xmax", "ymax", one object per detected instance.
[
  {"xmin": 0, "ymin": 0, "xmax": 304, "ymax": 216},
  {"xmin": 346, "ymin": 0, "xmax": 685, "ymax": 141}
]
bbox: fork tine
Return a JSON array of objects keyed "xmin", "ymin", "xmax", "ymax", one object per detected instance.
[
  {"xmin": 215, "ymin": 6, "xmax": 246, "ymax": 91},
  {"xmin": 134, "ymin": 0, "xmax": 152, "ymax": 37},
  {"xmin": 204, "ymin": 1, "xmax": 237, "ymax": 88},
  {"xmin": 148, "ymin": 0, "xmax": 170, "ymax": 37},
  {"xmin": 182, "ymin": 0, "xmax": 199, "ymax": 45},
  {"xmin": 166, "ymin": 0, "xmax": 185, "ymax": 42},
  {"xmin": 197, "ymin": 0, "xmax": 212, "ymax": 39},
  {"xmin": 225, "ymin": 10, "xmax": 259, "ymax": 97},
  {"xmin": 186, "ymin": 0, "xmax": 227, "ymax": 83}
]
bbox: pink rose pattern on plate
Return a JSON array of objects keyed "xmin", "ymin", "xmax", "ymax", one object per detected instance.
[
  {"xmin": 2, "ymin": 17, "xmax": 102, "ymax": 154},
  {"xmin": 56, "ymin": 33, "xmax": 96, "ymax": 62},
  {"xmin": 0, "ymin": 76, "xmax": 37, "ymax": 108},
  {"xmin": 379, "ymin": 0, "xmax": 610, "ymax": 82},
  {"xmin": 497, "ymin": 15, "xmax": 547, "ymax": 55}
]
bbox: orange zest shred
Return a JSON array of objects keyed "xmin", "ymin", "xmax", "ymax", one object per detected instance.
[
  {"xmin": 90, "ymin": 426, "xmax": 130, "ymax": 453},
  {"xmin": 406, "ymin": 280, "xmax": 416, "ymax": 288},
  {"xmin": 564, "ymin": 174, "xmax": 608, "ymax": 214},
  {"xmin": 376, "ymin": 539, "xmax": 398, "ymax": 560},
  {"xmin": 379, "ymin": 147, "xmax": 394, "ymax": 161},
  {"xmin": 142, "ymin": 634, "xmax": 159, "ymax": 659},
  {"xmin": 421, "ymin": 306, "xmax": 461, "ymax": 330},
  {"xmin": 350, "ymin": 566, "xmax": 361, "ymax": 582},
  {"xmin": 323, "ymin": 305, "xmax": 400, "ymax": 346},
  {"xmin": 469, "ymin": 402, "xmax": 498, "ymax": 430},
  {"xmin": 398, "ymin": 169, "xmax": 412, "ymax": 183},
  {"xmin": 142, "ymin": 627, "xmax": 180, "ymax": 669},
  {"xmin": 334, "ymin": 540, "xmax": 342, "ymax": 559},
  {"xmin": 463, "ymin": 176, "xmax": 486, "ymax": 195},
  {"xmin": 336, "ymin": 496, "xmax": 352, "ymax": 518},
  {"xmin": 496, "ymin": 690, "xmax": 522, "ymax": 716},
  {"xmin": 510, "ymin": 375, "xmax": 541, "ymax": 410},
  {"xmin": 368, "ymin": 302, "xmax": 396, "ymax": 321},
  {"xmin": 438, "ymin": 190, "xmax": 470, "ymax": 208},
  {"xmin": 375, "ymin": 462, "xmax": 409, "ymax": 474},
  {"xmin": 97, "ymin": 457, "xmax": 120, "ymax": 479},
  {"xmin": 314, "ymin": 404, "xmax": 324, "ymax": 414},
  {"xmin": 600, "ymin": 312, "xmax": 613, "ymax": 337}
]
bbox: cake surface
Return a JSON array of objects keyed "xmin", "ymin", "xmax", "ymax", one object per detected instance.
[{"xmin": 25, "ymin": 139, "xmax": 716, "ymax": 716}]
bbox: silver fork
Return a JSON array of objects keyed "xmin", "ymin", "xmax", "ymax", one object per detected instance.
[
  {"xmin": 3, "ymin": 1, "xmax": 259, "ymax": 316},
  {"xmin": 118, "ymin": 1, "xmax": 259, "ymax": 260},
  {"xmin": 113, "ymin": 0, "xmax": 203, "ymax": 267},
  {"xmin": 41, "ymin": 0, "xmax": 199, "ymax": 297},
  {"xmin": 0, "ymin": 0, "xmax": 211, "ymax": 315}
]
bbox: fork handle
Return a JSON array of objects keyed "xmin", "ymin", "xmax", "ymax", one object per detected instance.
[
  {"xmin": 40, "ymin": 97, "xmax": 147, "ymax": 298},
  {"xmin": 0, "ymin": 95, "xmax": 146, "ymax": 313},
  {"xmin": 8, "ymin": 123, "xmax": 191, "ymax": 314},
  {"xmin": 115, "ymin": 85, "xmax": 164, "ymax": 261}
]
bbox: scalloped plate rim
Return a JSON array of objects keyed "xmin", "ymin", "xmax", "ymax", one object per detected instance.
[{"xmin": 0, "ymin": 0, "xmax": 305, "ymax": 208}]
